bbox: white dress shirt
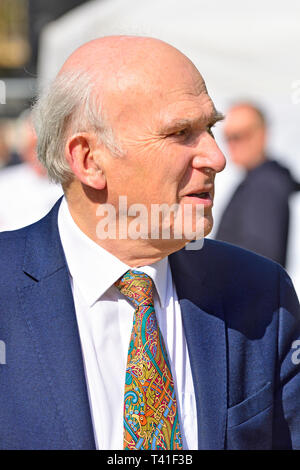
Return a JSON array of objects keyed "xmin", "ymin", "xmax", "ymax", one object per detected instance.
[{"xmin": 58, "ymin": 197, "xmax": 198, "ymax": 450}]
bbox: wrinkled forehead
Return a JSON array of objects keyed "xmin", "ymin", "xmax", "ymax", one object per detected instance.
[
  {"xmin": 99, "ymin": 56, "xmax": 210, "ymax": 128},
  {"xmin": 60, "ymin": 37, "xmax": 212, "ymax": 129}
]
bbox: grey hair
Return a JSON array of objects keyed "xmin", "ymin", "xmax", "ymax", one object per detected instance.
[{"xmin": 32, "ymin": 70, "xmax": 123, "ymax": 185}]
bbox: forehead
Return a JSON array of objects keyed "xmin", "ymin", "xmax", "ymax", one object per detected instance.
[
  {"xmin": 105, "ymin": 59, "xmax": 216, "ymax": 131},
  {"xmin": 158, "ymin": 82, "xmax": 216, "ymax": 129}
]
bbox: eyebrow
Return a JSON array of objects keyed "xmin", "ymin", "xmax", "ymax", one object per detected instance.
[{"xmin": 161, "ymin": 110, "xmax": 225, "ymax": 134}]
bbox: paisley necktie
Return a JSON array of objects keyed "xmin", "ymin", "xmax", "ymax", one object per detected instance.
[{"xmin": 115, "ymin": 269, "xmax": 183, "ymax": 450}]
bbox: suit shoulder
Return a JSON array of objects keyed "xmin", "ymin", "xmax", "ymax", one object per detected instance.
[
  {"xmin": 247, "ymin": 161, "xmax": 294, "ymax": 194},
  {"xmin": 205, "ymin": 237, "xmax": 278, "ymax": 263},
  {"xmin": 170, "ymin": 239, "xmax": 299, "ymax": 328},
  {"xmin": 0, "ymin": 227, "xmax": 29, "ymax": 279},
  {"xmin": 204, "ymin": 238, "xmax": 282, "ymax": 279},
  {"xmin": 170, "ymin": 238, "xmax": 283, "ymax": 291},
  {"xmin": 0, "ymin": 225, "xmax": 29, "ymax": 241},
  {"xmin": 189, "ymin": 237, "xmax": 281, "ymax": 266},
  {"xmin": 0, "ymin": 221, "xmax": 41, "ymax": 283},
  {"xmin": 0, "ymin": 222, "xmax": 33, "ymax": 251}
]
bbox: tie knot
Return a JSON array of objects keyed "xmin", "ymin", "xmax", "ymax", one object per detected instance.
[{"xmin": 115, "ymin": 270, "xmax": 154, "ymax": 308}]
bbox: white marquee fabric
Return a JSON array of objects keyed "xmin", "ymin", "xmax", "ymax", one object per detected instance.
[{"xmin": 37, "ymin": 0, "xmax": 300, "ymax": 292}]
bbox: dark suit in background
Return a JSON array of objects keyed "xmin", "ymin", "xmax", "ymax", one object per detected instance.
[{"xmin": 216, "ymin": 159, "xmax": 298, "ymax": 267}]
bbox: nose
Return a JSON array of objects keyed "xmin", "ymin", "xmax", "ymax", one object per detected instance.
[{"xmin": 191, "ymin": 134, "xmax": 226, "ymax": 174}]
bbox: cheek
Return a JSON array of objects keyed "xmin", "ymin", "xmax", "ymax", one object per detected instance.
[
  {"xmin": 176, "ymin": 162, "xmax": 195, "ymax": 191},
  {"xmin": 157, "ymin": 143, "xmax": 191, "ymax": 181},
  {"xmin": 110, "ymin": 140, "xmax": 191, "ymax": 196}
]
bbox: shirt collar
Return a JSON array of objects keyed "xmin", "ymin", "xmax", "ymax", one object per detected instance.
[{"xmin": 57, "ymin": 197, "xmax": 168, "ymax": 308}]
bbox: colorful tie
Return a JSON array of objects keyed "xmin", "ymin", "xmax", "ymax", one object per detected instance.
[{"xmin": 115, "ymin": 269, "xmax": 183, "ymax": 450}]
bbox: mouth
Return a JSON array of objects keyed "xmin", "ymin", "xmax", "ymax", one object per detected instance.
[
  {"xmin": 183, "ymin": 191, "xmax": 213, "ymax": 207},
  {"xmin": 188, "ymin": 192, "xmax": 211, "ymax": 199}
]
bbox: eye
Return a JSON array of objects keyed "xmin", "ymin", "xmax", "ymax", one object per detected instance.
[{"xmin": 170, "ymin": 128, "xmax": 189, "ymax": 138}]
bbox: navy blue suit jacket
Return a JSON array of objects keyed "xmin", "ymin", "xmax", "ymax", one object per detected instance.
[{"xmin": 0, "ymin": 199, "xmax": 299, "ymax": 449}]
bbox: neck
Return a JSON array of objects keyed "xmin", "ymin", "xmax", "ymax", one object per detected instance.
[{"xmin": 64, "ymin": 186, "xmax": 186, "ymax": 267}]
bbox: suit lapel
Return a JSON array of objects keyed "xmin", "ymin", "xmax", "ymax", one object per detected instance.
[
  {"xmin": 170, "ymin": 247, "xmax": 227, "ymax": 450},
  {"xmin": 19, "ymin": 199, "xmax": 95, "ymax": 449}
]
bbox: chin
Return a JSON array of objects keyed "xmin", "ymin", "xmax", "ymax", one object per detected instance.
[
  {"xmin": 203, "ymin": 215, "xmax": 214, "ymax": 237},
  {"xmin": 188, "ymin": 214, "xmax": 213, "ymax": 240}
]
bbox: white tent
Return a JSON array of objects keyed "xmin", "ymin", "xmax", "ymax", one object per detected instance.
[{"xmin": 37, "ymin": 0, "xmax": 300, "ymax": 291}]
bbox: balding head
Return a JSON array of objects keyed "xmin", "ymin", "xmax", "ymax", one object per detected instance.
[
  {"xmin": 60, "ymin": 36, "xmax": 206, "ymax": 142},
  {"xmin": 33, "ymin": 36, "xmax": 204, "ymax": 185},
  {"xmin": 60, "ymin": 35, "xmax": 199, "ymax": 89}
]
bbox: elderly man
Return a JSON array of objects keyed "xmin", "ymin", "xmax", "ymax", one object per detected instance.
[
  {"xmin": 216, "ymin": 103, "xmax": 298, "ymax": 267},
  {"xmin": 0, "ymin": 36, "xmax": 299, "ymax": 450}
]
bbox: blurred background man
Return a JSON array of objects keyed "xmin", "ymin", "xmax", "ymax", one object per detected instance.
[
  {"xmin": 0, "ymin": 119, "xmax": 20, "ymax": 168},
  {"xmin": 215, "ymin": 102, "xmax": 299, "ymax": 267},
  {"xmin": 0, "ymin": 111, "xmax": 62, "ymax": 231}
]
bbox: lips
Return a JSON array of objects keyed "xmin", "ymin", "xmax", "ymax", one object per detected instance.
[
  {"xmin": 182, "ymin": 190, "xmax": 213, "ymax": 207},
  {"xmin": 187, "ymin": 192, "xmax": 211, "ymax": 199}
]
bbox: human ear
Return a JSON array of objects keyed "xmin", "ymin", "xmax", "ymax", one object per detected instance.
[{"xmin": 65, "ymin": 132, "xmax": 106, "ymax": 190}]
